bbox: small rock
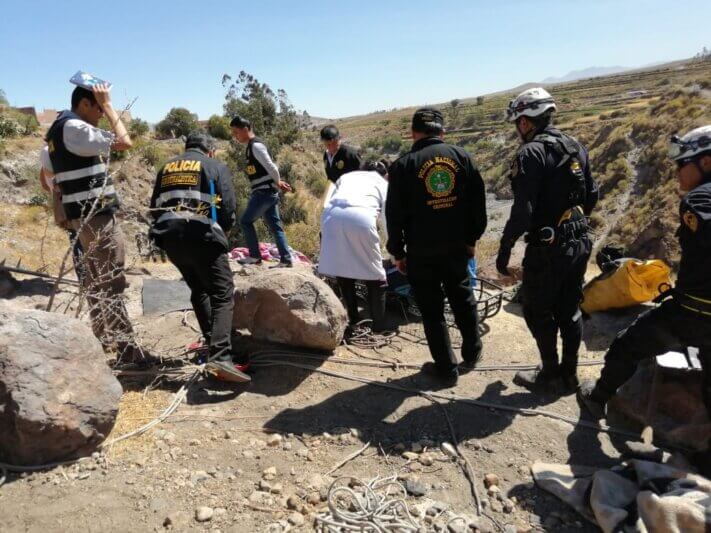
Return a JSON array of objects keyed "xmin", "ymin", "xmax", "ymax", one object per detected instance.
[
  {"xmin": 503, "ymin": 525, "xmax": 517, "ymax": 533},
  {"xmin": 503, "ymin": 499, "xmax": 515, "ymax": 513},
  {"xmin": 490, "ymin": 500, "xmax": 503, "ymax": 513},
  {"xmin": 249, "ymin": 491, "xmax": 265, "ymax": 504},
  {"xmin": 242, "ymin": 450, "xmax": 254, "ymax": 459},
  {"xmin": 286, "ymin": 494, "xmax": 301, "ymax": 510},
  {"xmin": 272, "ymin": 483, "xmax": 283, "ymax": 495},
  {"xmin": 411, "ymin": 442, "xmax": 423, "ymax": 453},
  {"xmin": 350, "ymin": 428, "xmax": 361, "ymax": 438},
  {"xmin": 488, "ymin": 485, "xmax": 501, "ymax": 496},
  {"xmin": 403, "ymin": 478, "xmax": 428, "ymax": 497},
  {"xmin": 266, "ymin": 523, "xmax": 283, "ymax": 533},
  {"xmin": 224, "ymin": 430, "xmax": 234, "ymax": 440},
  {"xmin": 447, "ymin": 519, "xmax": 467, "ymax": 533},
  {"xmin": 189, "ymin": 439, "xmax": 201, "ymax": 446},
  {"xmin": 191, "ymin": 470, "xmax": 210, "ymax": 484},
  {"xmin": 440, "ymin": 442, "xmax": 458, "ymax": 459},
  {"xmin": 307, "ymin": 492, "xmax": 320, "ymax": 505},
  {"xmin": 484, "ymin": 473, "xmax": 499, "ymax": 488},
  {"xmin": 288, "ymin": 512, "xmax": 305, "ymax": 526},
  {"xmin": 263, "ymin": 466, "xmax": 278, "ymax": 480},
  {"xmin": 418, "ymin": 454, "xmax": 434, "ymax": 466},
  {"xmin": 195, "ymin": 506, "xmax": 213, "ymax": 522},
  {"xmin": 267, "ymin": 434, "xmax": 283, "ymax": 447},
  {"xmin": 283, "ymin": 442, "xmax": 293, "ymax": 451},
  {"xmin": 259, "ymin": 480, "xmax": 273, "ymax": 492},
  {"xmin": 402, "ymin": 451, "xmax": 419, "ymax": 461},
  {"xmin": 296, "ymin": 449, "xmax": 309, "ymax": 458}
]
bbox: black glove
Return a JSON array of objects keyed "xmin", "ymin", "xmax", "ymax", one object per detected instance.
[{"xmin": 496, "ymin": 245, "xmax": 512, "ymax": 276}]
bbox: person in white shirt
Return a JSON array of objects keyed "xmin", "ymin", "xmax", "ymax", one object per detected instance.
[{"xmin": 318, "ymin": 160, "xmax": 390, "ymax": 333}]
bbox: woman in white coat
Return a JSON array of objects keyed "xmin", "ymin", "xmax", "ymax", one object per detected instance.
[{"xmin": 318, "ymin": 160, "xmax": 389, "ymax": 332}]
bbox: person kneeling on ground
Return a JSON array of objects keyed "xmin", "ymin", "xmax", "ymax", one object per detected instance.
[
  {"xmin": 149, "ymin": 132, "xmax": 250, "ymax": 383},
  {"xmin": 578, "ymin": 125, "xmax": 711, "ymax": 419},
  {"xmin": 230, "ymin": 116, "xmax": 293, "ymax": 267},
  {"xmin": 318, "ymin": 159, "xmax": 390, "ymax": 334}
]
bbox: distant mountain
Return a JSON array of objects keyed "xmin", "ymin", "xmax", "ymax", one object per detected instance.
[{"xmin": 542, "ymin": 66, "xmax": 630, "ymax": 84}]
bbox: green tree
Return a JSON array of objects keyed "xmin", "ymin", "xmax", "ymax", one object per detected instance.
[
  {"xmin": 207, "ymin": 114, "xmax": 231, "ymax": 140},
  {"xmin": 129, "ymin": 117, "xmax": 149, "ymax": 138},
  {"xmin": 0, "ymin": 89, "xmax": 8, "ymax": 106},
  {"xmin": 449, "ymin": 99, "xmax": 461, "ymax": 126},
  {"xmin": 222, "ymin": 71, "xmax": 299, "ymax": 154},
  {"xmin": 155, "ymin": 107, "xmax": 199, "ymax": 139}
]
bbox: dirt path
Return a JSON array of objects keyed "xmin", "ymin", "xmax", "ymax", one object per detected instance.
[{"xmin": 1, "ymin": 258, "xmax": 643, "ymax": 533}]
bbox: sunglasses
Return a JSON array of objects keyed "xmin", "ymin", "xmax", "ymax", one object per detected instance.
[
  {"xmin": 668, "ymin": 134, "xmax": 711, "ymax": 159},
  {"xmin": 506, "ymin": 98, "xmax": 555, "ymax": 119}
]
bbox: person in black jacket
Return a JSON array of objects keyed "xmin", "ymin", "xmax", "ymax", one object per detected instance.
[
  {"xmin": 496, "ymin": 88, "xmax": 598, "ymax": 394},
  {"xmin": 149, "ymin": 132, "xmax": 249, "ymax": 383},
  {"xmin": 386, "ymin": 108, "xmax": 487, "ymax": 385},
  {"xmin": 321, "ymin": 125, "xmax": 362, "ymax": 183},
  {"xmin": 579, "ymin": 125, "xmax": 711, "ymax": 421}
]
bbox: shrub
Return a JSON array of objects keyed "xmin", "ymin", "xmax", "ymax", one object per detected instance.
[
  {"xmin": 0, "ymin": 115, "xmax": 21, "ymax": 138},
  {"xmin": 129, "ymin": 118, "xmax": 149, "ymax": 138},
  {"xmin": 207, "ymin": 114, "xmax": 232, "ymax": 140},
  {"xmin": 141, "ymin": 143, "xmax": 162, "ymax": 167},
  {"xmin": 155, "ymin": 107, "xmax": 199, "ymax": 139},
  {"xmin": 381, "ymin": 134, "xmax": 402, "ymax": 153}
]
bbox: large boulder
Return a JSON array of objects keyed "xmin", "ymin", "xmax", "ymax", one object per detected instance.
[
  {"xmin": 608, "ymin": 359, "xmax": 711, "ymax": 452},
  {"xmin": 0, "ymin": 301, "xmax": 122, "ymax": 466},
  {"xmin": 233, "ymin": 267, "xmax": 347, "ymax": 351}
]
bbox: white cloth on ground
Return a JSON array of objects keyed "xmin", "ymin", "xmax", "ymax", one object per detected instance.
[{"xmin": 318, "ymin": 170, "xmax": 387, "ymax": 281}]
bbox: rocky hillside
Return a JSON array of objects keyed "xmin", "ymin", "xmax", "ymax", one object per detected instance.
[
  {"xmin": 331, "ymin": 59, "xmax": 711, "ymax": 267},
  {"xmin": 1, "ymin": 60, "xmax": 710, "ymax": 274}
]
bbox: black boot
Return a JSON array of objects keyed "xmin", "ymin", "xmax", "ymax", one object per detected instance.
[
  {"xmin": 366, "ymin": 280, "xmax": 388, "ymax": 332},
  {"xmin": 513, "ymin": 365, "xmax": 561, "ymax": 391},
  {"xmin": 337, "ymin": 277, "xmax": 360, "ymax": 325},
  {"xmin": 576, "ymin": 379, "xmax": 609, "ymax": 419}
]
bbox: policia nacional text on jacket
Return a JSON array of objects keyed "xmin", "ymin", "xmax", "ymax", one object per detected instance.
[{"xmin": 386, "ymin": 108, "xmax": 487, "ymax": 380}]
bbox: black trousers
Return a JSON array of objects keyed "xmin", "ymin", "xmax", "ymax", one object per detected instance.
[
  {"xmin": 595, "ymin": 298, "xmax": 711, "ymax": 400},
  {"xmin": 337, "ymin": 277, "xmax": 386, "ymax": 331},
  {"xmin": 521, "ymin": 236, "xmax": 591, "ymax": 375},
  {"xmin": 162, "ymin": 237, "xmax": 235, "ymax": 362},
  {"xmin": 407, "ymin": 252, "xmax": 481, "ymax": 373}
]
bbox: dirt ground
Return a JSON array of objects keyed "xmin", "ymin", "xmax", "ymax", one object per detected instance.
[{"xmin": 0, "ymin": 253, "xmax": 646, "ymax": 533}]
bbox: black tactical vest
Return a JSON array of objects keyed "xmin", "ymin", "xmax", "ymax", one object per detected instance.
[
  {"xmin": 530, "ymin": 129, "xmax": 587, "ymax": 229},
  {"xmin": 245, "ymin": 137, "xmax": 276, "ymax": 192},
  {"xmin": 46, "ymin": 113, "xmax": 119, "ymax": 220}
]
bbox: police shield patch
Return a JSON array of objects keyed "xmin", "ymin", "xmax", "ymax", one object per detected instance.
[
  {"xmin": 683, "ymin": 211, "xmax": 699, "ymax": 232},
  {"xmin": 336, "ymin": 160, "xmax": 344, "ymax": 169}
]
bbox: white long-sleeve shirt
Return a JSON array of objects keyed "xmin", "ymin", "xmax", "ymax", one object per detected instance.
[{"xmin": 251, "ymin": 141, "xmax": 280, "ymax": 186}]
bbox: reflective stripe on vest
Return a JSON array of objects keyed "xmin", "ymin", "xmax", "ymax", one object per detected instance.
[
  {"xmin": 62, "ymin": 185, "xmax": 117, "ymax": 204},
  {"xmin": 156, "ymin": 190, "xmax": 213, "ymax": 207},
  {"xmin": 54, "ymin": 163, "xmax": 108, "ymax": 183}
]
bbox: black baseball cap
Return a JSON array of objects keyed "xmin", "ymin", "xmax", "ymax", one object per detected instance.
[
  {"xmin": 230, "ymin": 115, "xmax": 251, "ymax": 129},
  {"xmin": 320, "ymin": 125, "xmax": 339, "ymax": 141},
  {"xmin": 412, "ymin": 107, "xmax": 444, "ymax": 132},
  {"xmin": 185, "ymin": 131, "xmax": 215, "ymax": 152}
]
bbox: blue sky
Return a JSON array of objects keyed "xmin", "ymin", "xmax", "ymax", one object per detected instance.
[{"xmin": 1, "ymin": 0, "xmax": 708, "ymax": 122}]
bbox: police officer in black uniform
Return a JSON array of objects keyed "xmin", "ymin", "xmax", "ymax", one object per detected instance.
[
  {"xmin": 579, "ymin": 125, "xmax": 711, "ymax": 421},
  {"xmin": 496, "ymin": 88, "xmax": 599, "ymax": 393},
  {"xmin": 386, "ymin": 108, "xmax": 487, "ymax": 385},
  {"xmin": 149, "ymin": 132, "xmax": 249, "ymax": 382},
  {"xmin": 321, "ymin": 125, "xmax": 362, "ymax": 183}
]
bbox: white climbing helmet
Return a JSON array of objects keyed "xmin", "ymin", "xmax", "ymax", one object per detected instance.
[
  {"xmin": 668, "ymin": 125, "xmax": 711, "ymax": 162},
  {"xmin": 506, "ymin": 87, "xmax": 557, "ymax": 122}
]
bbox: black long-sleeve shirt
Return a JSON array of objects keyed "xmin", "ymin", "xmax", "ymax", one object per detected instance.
[
  {"xmin": 677, "ymin": 180, "xmax": 711, "ymax": 299},
  {"xmin": 386, "ymin": 137, "xmax": 487, "ymax": 259},
  {"xmin": 501, "ymin": 127, "xmax": 598, "ymax": 248}
]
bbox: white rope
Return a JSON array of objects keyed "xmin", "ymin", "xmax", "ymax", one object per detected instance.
[{"xmin": 314, "ymin": 475, "xmax": 421, "ymax": 532}]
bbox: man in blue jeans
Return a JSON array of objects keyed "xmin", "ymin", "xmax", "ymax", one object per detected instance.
[{"xmin": 230, "ymin": 116, "xmax": 293, "ymax": 267}]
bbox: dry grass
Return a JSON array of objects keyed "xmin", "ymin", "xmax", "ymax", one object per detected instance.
[
  {"xmin": 104, "ymin": 389, "xmax": 175, "ymax": 458},
  {"xmin": 0, "ymin": 203, "xmax": 70, "ymax": 272}
]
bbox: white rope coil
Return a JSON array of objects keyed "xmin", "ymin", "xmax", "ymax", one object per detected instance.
[{"xmin": 315, "ymin": 475, "xmax": 421, "ymax": 532}]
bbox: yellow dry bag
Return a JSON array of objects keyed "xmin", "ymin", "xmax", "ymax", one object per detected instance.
[{"xmin": 581, "ymin": 259, "xmax": 672, "ymax": 313}]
